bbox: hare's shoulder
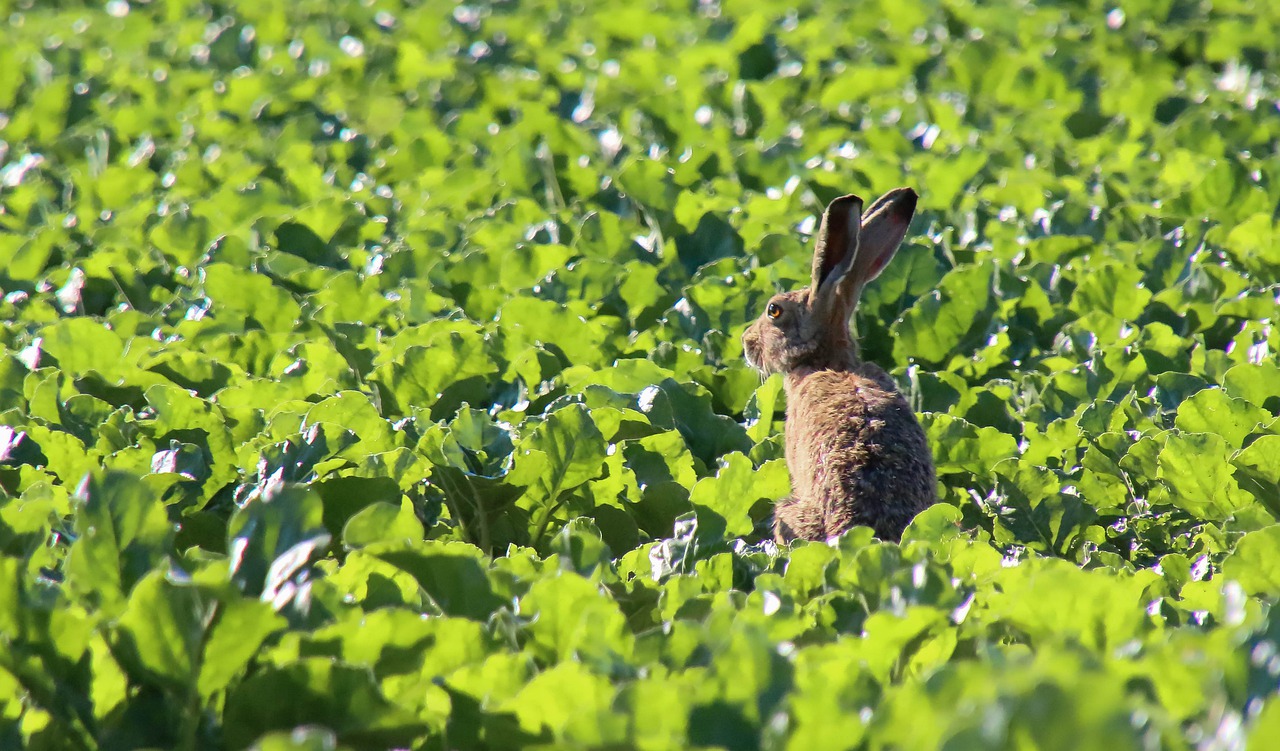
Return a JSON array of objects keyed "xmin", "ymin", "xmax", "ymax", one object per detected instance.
[{"xmin": 789, "ymin": 368, "xmax": 906, "ymax": 420}]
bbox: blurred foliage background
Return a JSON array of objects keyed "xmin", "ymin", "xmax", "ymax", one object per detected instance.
[{"xmin": 1, "ymin": 0, "xmax": 1280, "ymax": 748}]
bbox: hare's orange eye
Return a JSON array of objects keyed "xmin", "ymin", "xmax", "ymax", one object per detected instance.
[{"xmin": 766, "ymin": 302, "xmax": 782, "ymax": 320}]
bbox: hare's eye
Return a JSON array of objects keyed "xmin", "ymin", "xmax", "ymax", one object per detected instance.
[{"xmin": 766, "ymin": 302, "xmax": 782, "ymax": 320}]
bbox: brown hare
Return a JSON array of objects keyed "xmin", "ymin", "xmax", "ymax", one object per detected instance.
[{"xmin": 742, "ymin": 188, "xmax": 937, "ymax": 543}]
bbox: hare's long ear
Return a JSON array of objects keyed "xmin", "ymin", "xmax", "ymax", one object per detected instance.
[
  {"xmin": 838, "ymin": 187, "xmax": 918, "ymax": 312},
  {"xmin": 808, "ymin": 194, "xmax": 864, "ymax": 317}
]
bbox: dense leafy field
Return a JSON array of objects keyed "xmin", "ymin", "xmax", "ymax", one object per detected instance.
[{"xmin": 2, "ymin": 0, "xmax": 1280, "ymax": 748}]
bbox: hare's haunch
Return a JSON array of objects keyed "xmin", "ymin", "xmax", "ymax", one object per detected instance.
[{"xmin": 742, "ymin": 188, "xmax": 937, "ymax": 543}]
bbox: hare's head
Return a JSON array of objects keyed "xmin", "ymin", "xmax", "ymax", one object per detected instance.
[{"xmin": 743, "ymin": 188, "xmax": 918, "ymax": 375}]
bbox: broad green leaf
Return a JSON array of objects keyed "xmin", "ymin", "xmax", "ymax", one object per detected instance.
[
  {"xmin": 1069, "ymin": 261, "xmax": 1153, "ymax": 320},
  {"xmin": 925, "ymin": 413, "xmax": 1019, "ymax": 476},
  {"xmin": 202, "ymin": 263, "xmax": 303, "ymax": 333},
  {"xmin": 20, "ymin": 424, "xmax": 101, "ymax": 488},
  {"xmin": 1223, "ymin": 363, "xmax": 1280, "ymax": 413},
  {"xmin": 901, "ymin": 503, "xmax": 964, "ymax": 545},
  {"xmin": 621, "ymin": 430, "xmax": 697, "ymax": 489},
  {"xmin": 227, "ymin": 483, "xmax": 330, "ymax": 606},
  {"xmin": 991, "ymin": 462, "xmax": 1097, "ymax": 556},
  {"xmin": 1249, "ymin": 698, "xmax": 1280, "ymax": 748},
  {"xmin": 1234, "ymin": 435, "xmax": 1280, "ymax": 512},
  {"xmin": 372, "ymin": 542, "xmax": 505, "ymax": 619},
  {"xmin": 518, "ymin": 572, "xmax": 632, "ymax": 664},
  {"xmin": 499, "ymin": 297, "xmax": 621, "ymax": 367},
  {"xmin": 304, "ymin": 391, "xmax": 397, "ymax": 453},
  {"xmin": 521, "ymin": 404, "xmax": 608, "ymax": 496},
  {"xmin": 744, "ymin": 374, "xmax": 784, "ymax": 444},
  {"xmin": 690, "ymin": 453, "xmax": 789, "ymax": 541},
  {"xmin": 517, "ymin": 403, "xmax": 608, "ymax": 545},
  {"xmin": 507, "ymin": 661, "xmax": 627, "ymax": 745},
  {"xmin": 341, "ymin": 500, "xmax": 425, "ymax": 550},
  {"xmin": 199, "ymin": 595, "xmax": 286, "ymax": 699},
  {"xmin": 787, "ymin": 641, "xmax": 878, "ymax": 749},
  {"xmin": 372, "ymin": 336, "xmax": 499, "ymax": 418},
  {"xmin": 115, "ymin": 571, "xmax": 207, "ymax": 689},
  {"xmin": 1157, "ymin": 433, "xmax": 1254, "ymax": 521},
  {"xmin": 562, "ymin": 363, "xmax": 752, "ymax": 464},
  {"xmin": 548, "ymin": 517, "xmax": 614, "ymax": 580},
  {"xmin": 984, "ymin": 558, "xmax": 1154, "ymax": 651},
  {"xmin": 1222, "ymin": 525, "xmax": 1280, "ymax": 597},
  {"xmin": 223, "ymin": 659, "xmax": 432, "ymax": 749},
  {"xmin": 64, "ymin": 471, "xmax": 173, "ymax": 615},
  {"xmin": 248, "ymin": 726, "xmax": 339, "ymax": 751},
  {"xmin": 892, "ymin": 261, "xmax": 994, "ymax": 365},
  {"xmin": 36, "ymin": 318, "xmax": 126, "ymax": 377},
  {"xmin": 1221, "ymin": 213, "xmax": 1280, "ymax": 279},
  {"xmin": 1174, "ymin": 388, "xmax": 1272, "ymax": 449}
]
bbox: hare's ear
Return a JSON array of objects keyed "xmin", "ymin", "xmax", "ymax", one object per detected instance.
[
  {"xmin": 839, "ymin": 190, "xmax": 921, "ymax": 317},
  {"xmin": 844, "ymin": 187, "xmax": 917, "ymax": 298},
  {"xmin": 808, "ymin": 194, "xmax": 864, "ymax": 310}
]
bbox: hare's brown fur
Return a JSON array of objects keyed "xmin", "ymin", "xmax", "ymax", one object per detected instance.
[{"xmin": 743, "ymin": 188, "xmax": 937, "ymax": 543}]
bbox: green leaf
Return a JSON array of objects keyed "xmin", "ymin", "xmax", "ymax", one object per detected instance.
[
  {"xmin": 990, "ymin": 462, "xmax": 1096, "ymax": 556},
  {"xmin": 548, "ymin": 518, "xmax": 614, "ymax": 580},
  {"xmin": 20, "ymin": 424, "xmax": 101, "ymax": 487},
  {"xmin": 223, "ymin": 659, "xmax": 431, "ymax": 749},
  {"xmin": 341, "ymin": 500, "xmax": 425, "ymax": 550},
  {"xmin": 198, "ymin": 596, "xmax": 286, "ymax": 699},
  {"xmin": 1222, "ymin": 525, "xmax": 1280, "ymax": 597},
  {"xmin": 1221, "ymin": 213, "xmax": 1280, "ymax": 280},
  {"xmin": 901, "ymin": 504, "xmax": 964, "ymax": 545},
  {"xmin": 499, "ymin": 297, "xmax": 620, "ymax": 367},
  {"xmin": 227, "ymin": 484, "xmax": 330, "ymax": 605},
  {"xmin": 690, "ymin": 453, "xmax": 789, "ymax": 541},
  {"xmin": 563, "ymin": 363, "xmax": 752, "ymax": 464},
  {"xmin": 892, "ymin": 261, "xmax": 994, "ymax": 365},
  {"xmin": 675, "ymin": 212, "xmax": 744, "ymax": 275},
  {"xmin": 36, "ymin": 318, "xmax": 126, "ymax": 377},
  {"xmin": 303, "ymin": 392, "xmax": 397, "ymax": 454},
  {"xmin": 1174, "ymin": 388, "xmax": 1272, "ymax": 449},
  {"xmin": 64, "ymin": 471, "xmax": 173, "ymax": 614},
  {"xmin": 247, "ymin": 726, "xmax": 339, "ymax": 751},
  {"xmin": 202, "ymin": 263, "xmax": 303, "ymax": 333},
  {"xmin": 1248, "ymin": 697, "xmax": 1280, "ymax": 747},
  {"xmin": 745, "ymin": 374, "xmax": 784, "ymax": 444},
  {"xmin": 518, "ymin": 403, "xmax": 608, "ymax": 545},
  {"xmin": 1234, "ymin": 435, "xmax": 1280, "ymax": 512},
  {"xmin": 372, "ymin": 336, "xmax": 499, "ymax": 418},
  {"xmin": 1157, "ymin": 432, "xmax": 1254, "ymax": 521},
  {"xmin": 1223, "ymin": 363, "xmax": 1280, "ymax": 414},
  {"xmin": 924, "ymin": 414, "xmax": 1019, "ymax": 476},
  {"xmin": 522, "ymin": 404, "xmax": 608, "ymax": 497},
  {"xmin": 145, "ymin": 382, "xmax": 237, "ymax": 492},
  {"xmin": 114, "ymin": 571, "xmax": 207, "ymax": 689},
  {"xmin": 984, "ymin": 558, "xmax": 1153, "ymax": 652},
  {"xmin": 372, "ymin": 542, "xmax": 505, "ymax": 619},
  {"xmin": 787, "ymin": 642, "xmax": 878, "ymax": 749},
  {"xmin": 508, "ymin": 661, "xmax": 627, "ymax": 745},
  {"xmin": 1069, "ymin": 261, "xmax": 1153, "ymax": 320},
  {"xmin": 621, "ymin": 430, "xmax": 697, "ymax": 489},
  {"xmin": 518, "ymin": 572, "xmax": 632, "ymax": 664}
]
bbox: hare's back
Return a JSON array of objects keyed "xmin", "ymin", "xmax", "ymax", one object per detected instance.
[
  {"xmin": 788, "ymin": 370, "xmax": 916, "ymax": 434},
  {"xmin": 787, "ymin": 370, "xmax": 936, "ymax": 536}
]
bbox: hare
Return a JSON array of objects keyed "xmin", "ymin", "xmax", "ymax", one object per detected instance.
[{"xmin": 742, "ymin": 188, "xmax": 937, "ymax": 543}]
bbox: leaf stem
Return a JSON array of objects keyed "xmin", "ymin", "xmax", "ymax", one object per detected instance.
[{"xmin": 529, "ymin": 496, "xmax": 568, "ymax": 551}]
